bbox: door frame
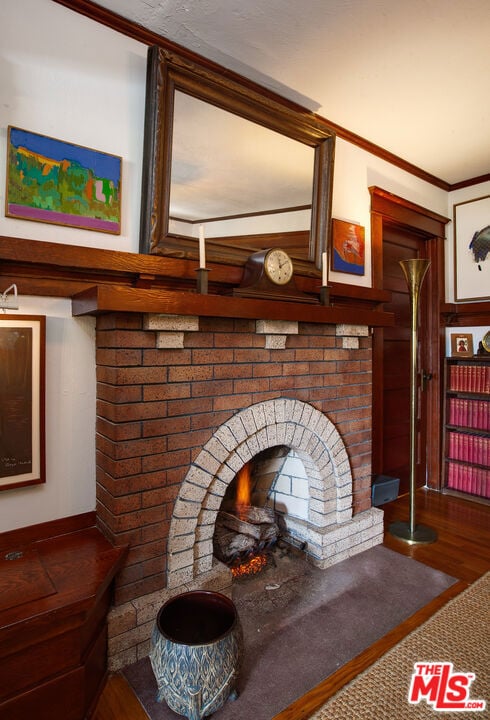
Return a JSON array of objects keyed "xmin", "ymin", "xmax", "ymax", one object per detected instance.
[{"xmin": 369, "ymin": 187, "xmax": 449, "ymax": 491}]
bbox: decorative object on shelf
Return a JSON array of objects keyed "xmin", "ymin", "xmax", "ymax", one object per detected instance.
[
  {"xmin": 453, "ymin": 195, "xmax": 490, "ymax": 301},
  {"xmin": 0, "ymin": 315, "xmax": 45, "ymax": 491},
  {"xmin": 6, "ymin": 126, "xmax": 122, "ymax": 234},
  {"xmin": 331, "ymin": 219, "xmax": 365, "ymax": 276},
  {"xmin": 233, "ymin": 248, "xmax": 318, "ymax": 303},
  {"xmin": 389, "ymin": 259, "xmax": 437, "ymax": 544},
  {"xmin": 478, "ymin": 330, "xmax": 490, "ymax": 355},
  {"xmin": 263, "ymin": 248, "xmax": 294, "ymax": 285},
  {"xmin": 320, "ymin": 251, "xmax": 331, "ymax": 305},
  {"xmin": 195, "ymin": 224, "xmax": 209, "ymax": 293},
  {"xmin": 450, "ymin": 332, "xmax": 474, "ymax": 358},
  {"xmin": 198, "ymin": 225, "xmax": 206, "ymax": 269}
]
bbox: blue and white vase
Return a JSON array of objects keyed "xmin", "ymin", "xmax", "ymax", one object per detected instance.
[{"xmin": 150, "ymin": 590, "xmax": 243, "ymax": 720}]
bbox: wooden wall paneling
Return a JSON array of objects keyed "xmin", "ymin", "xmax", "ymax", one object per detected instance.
[{"xmin": 369, "ymin": 187, "xmax": 449, "ymax": 491}]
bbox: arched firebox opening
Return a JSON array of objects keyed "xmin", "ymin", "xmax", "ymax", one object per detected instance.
[{"xmin": 167, "ymin": 398, "xmax": 380, "ymax": 589}]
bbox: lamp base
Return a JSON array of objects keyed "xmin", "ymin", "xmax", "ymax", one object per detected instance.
[{"xmin": 389, "ymin": 520, "xmax": 438, "ymax": 545}]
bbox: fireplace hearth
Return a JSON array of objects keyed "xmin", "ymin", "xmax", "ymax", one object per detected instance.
[{"xmin": 96, "ymin": 314, "xmax": 383, "ymax": 670}]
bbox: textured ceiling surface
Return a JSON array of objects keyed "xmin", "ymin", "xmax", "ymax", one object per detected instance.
[{"xmin": 93, "ymin": 0, "xmax": 489, "ymax": 186}]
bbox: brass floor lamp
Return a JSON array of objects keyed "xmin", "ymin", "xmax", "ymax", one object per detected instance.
[{"xmin": 389, "ymin": 258, "xmax": 437, "ymax": 545}]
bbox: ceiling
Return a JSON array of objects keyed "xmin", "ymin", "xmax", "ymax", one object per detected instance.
[{"xmin": 90, "ymin": 0, "xmax": 489, "ymax": 188}]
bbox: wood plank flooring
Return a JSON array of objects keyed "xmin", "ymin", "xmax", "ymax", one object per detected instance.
[{"xmin": 93, "ymin": 490, "xmax": 490, "ymax": 720}]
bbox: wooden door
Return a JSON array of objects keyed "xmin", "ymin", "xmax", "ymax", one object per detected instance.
[
  {"xmin": 370, "ymin": 187, "xmax": 449, "ymax": 495},
  {"xmin": 378, "ymin": 227, "xmax": 430, "ymax": 495}
]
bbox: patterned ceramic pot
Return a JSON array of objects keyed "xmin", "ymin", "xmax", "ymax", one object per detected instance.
[{"xmin": 149, "ymin": 590, "xmax": 243, "ymax": 720}]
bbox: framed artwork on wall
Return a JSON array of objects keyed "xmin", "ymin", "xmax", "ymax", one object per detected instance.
[
  {"xmin": 453, "ymin": 195, "xmax": 490, "ymax": 301},
  {"xmin": 5, "ymin": 126, "xmax": 122, "ymax": 234},
  {"xmin": 450, "ymin": 332, "xmax": 474, "ymax": 358},
  {"xmin": 331, "ymin": 219, "xmax": 365, "ymax": 275},
  {"xmin": 0, "ymin": 315, "xmax": 46, "ymax": 491}
]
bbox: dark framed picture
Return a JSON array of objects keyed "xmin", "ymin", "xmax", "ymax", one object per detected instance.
[
  {"xmin": 0, "ymin": 315, "xmax": 46, "ymax": 491},
  {"xmin": 6, "ymin": 126, "xmax": 122, "ymax": 234},
  {"xmin": 331, "ymin": 219, "xmax": 365, "ymax": 275},
  {"xmin": 453, "ymin": 195, "xmax": 490, "ymax": 301},
  {"xmin": 450, "ymin": 333, "xmax": 474, "ymax": 358}
]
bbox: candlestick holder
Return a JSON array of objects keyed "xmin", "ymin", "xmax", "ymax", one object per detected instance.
[
  {"xmin": 195, "ymin": 268, "xmax": 210, "ymax": 294},
  {"xmin": 320, "ymin": 285, "xmax": 331, "ymax": 306}
]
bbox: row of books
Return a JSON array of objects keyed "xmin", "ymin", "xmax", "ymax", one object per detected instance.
[
  {"xmin": 448, "ymin": 398, "xmax": 489, "ymax": 431},
  {"xmin": 446, "ymin": 461, "xmax": 489, "ymax": 499},
  {"xmin": 447, "ymin": 431, "xmax": 489, "ymax": 467},
  {"xmin": 449, "ymin": 363, "xmax": 490, "ymax": 394}
]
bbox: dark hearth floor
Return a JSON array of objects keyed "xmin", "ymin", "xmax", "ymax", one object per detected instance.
[{"xmin": 123, "ymin": 544, "xmax": 456, "ymax": 720}]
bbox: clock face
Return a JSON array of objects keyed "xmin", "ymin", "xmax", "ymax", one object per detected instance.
[{"xmin": 264, "ymin": 249, "xmax": 294, "ymax": 285}]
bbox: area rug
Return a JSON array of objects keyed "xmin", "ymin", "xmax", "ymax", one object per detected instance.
[
  {"xmin": 123, "ymin": 545, "xmax": 457, "ymax": 720},
  {"xmin": 310, "ymin": 571, "xmax": 489, "ymax": 719}
]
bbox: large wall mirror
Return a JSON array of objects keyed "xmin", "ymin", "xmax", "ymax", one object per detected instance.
[{"xmin": 139, "ymin": 46, "xmax": 336, "ymax": 274}]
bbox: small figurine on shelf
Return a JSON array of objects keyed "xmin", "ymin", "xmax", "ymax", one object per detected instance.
[{"xmin": 477, "ymin": 330, "xmax": 490, "ymax": 356}]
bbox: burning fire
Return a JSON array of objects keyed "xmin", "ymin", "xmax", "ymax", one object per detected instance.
[
  {"xmin": 227, "ymin": 462, "xmax": 269, "ymax": 578},
  {"xmin": 231, "ymin": 553, "xmax": 267, "ymax": 578},
  {"xmin": 236, "ymin": 463, "xmax": 251, "ymax": 520}
]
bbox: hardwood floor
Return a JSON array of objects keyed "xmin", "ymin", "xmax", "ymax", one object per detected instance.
[{"xmin": 93, "ymin": 490, "xmax": 490, "ymax": 720}]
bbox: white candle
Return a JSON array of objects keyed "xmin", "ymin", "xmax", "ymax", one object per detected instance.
[
  {"xmin": 198, "ymin": 225, "xmax": 206, "ymax": 268},
  {"xmin": 322, "ymin": 251, "xmax": 328, "ymax": 286}
]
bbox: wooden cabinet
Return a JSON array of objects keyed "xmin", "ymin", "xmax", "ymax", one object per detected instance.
[
  {"xmin": 442, "ymin": 357, "xmax": 489, "ymax": 501},
  {"xmin": 0, "ymin": 514, "xmax": 126, "ymax": 719}
]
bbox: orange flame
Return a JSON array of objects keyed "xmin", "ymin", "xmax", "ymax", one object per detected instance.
[
  {"xmin": 231, "ymin": 553, "xmax": 267, "ymax": 578},
  {"xmin": 236, "ymin": 463, "xmax": 251, "ymax": 520}
]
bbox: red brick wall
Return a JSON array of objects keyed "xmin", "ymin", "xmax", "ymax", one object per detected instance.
[{"xmin": 95, "ymin": 313, "xmax": 372, "ymax": 604}]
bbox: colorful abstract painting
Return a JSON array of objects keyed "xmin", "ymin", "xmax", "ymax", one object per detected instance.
[
  {"xmin": 6, "ymin": 126, "xmax": 121, "ymax": 234},
  {"xmin": 331, "ymin": 219, "xmax": 365, "ymax": 275}
]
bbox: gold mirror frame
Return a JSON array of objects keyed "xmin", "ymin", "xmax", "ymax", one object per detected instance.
[{"xmin": 139, "ymin": 46, "xmax": 336, "ymax": 273}]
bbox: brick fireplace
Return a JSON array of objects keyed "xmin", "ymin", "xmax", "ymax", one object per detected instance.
[{"xmin": 95, "ymin": 312, "xmax": 383, "ymax": 669}]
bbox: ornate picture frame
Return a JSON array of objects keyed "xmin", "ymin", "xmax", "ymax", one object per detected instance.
[{"xmin": 450, "ymin": 332, "xmax": 474, "ymax": 358}]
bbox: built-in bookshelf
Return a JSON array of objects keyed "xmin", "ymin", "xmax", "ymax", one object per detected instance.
[{"xmin": 443, "ymin": 357, "xmax": 489, "ymax": 501}]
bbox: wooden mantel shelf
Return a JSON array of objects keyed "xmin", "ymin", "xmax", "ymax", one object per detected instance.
[
  {"xmin": 0, "ymin": 235, "xmax": 393, "ymax": 325},
  {"xmin": 72, "ymin": 284, "xmax": 394, "ymax": 327}
]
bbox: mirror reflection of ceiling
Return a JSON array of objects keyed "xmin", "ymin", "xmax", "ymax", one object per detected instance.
[
  {"xmin": 92, "ymin": 0, "xmax": 489, "ymax": 185},
  {"xmin": 170, "ymin": 91, "xmax": 314, "ymax": 225}
]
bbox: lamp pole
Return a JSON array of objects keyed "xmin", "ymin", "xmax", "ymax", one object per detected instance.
[{"xmin": 389, "ymin": 258, "xmax": 437, "ymax": 545}]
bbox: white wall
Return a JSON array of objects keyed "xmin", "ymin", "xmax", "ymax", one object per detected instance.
[
  {"xmin": 0, "ymin": 297, "xmax": 96, "ymax": 531},
  {"xmin": 330, "ymin": 138, "xmax": 448, "ymax": 287},
  {"xmin": 0, "ymin": 0, "xmax": 477, "ymax": 533},
  {"xmin": 0, "ymin": 0, "xmax": 147, "ymax": 252},
  {"xmin": 0, "ymin": 0, "xmax": 147, "ymax": 532}
]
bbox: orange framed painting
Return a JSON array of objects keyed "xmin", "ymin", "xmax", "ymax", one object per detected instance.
[{"xmin": 331, "ymin": 219, "xmax": 365, "ymax": 276}]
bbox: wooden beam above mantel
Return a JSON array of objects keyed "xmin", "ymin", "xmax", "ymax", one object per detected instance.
[
  {"xmin": 0, "ymin": 235, "xmax": 393, "ymax": 325},
  {"xmin": 72, "ymin": 284, "xmax": 394, "ymax": 326}
]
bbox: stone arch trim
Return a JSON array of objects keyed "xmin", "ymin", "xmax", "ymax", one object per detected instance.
[{"xmin": 167, "ymin": 398, "xmax": 353, "ymax": 586}]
